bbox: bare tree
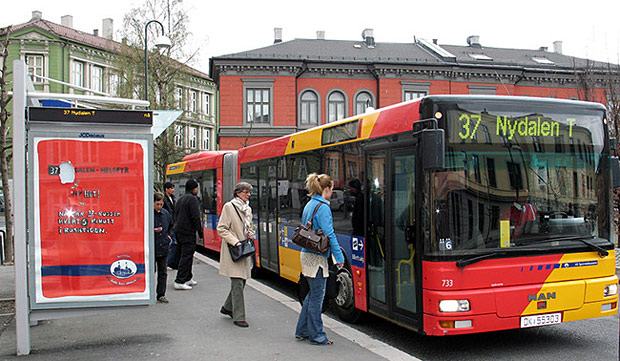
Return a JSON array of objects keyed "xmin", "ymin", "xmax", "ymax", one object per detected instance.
[
  {"xmin": 118, "ymin": 0, "xmax": 199, "ymax": 185},
  {"xmin": 0, "ymin": 26, "xmax": 13, "ymax": 263}
]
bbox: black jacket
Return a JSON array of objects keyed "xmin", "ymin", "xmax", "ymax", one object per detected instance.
[
  {"xmin": 163, "ymin": 194, "xmax": 175, "ymax": 220},
  {"xmin": 173, "ymin": 192, "xmax": 202, "ymax": 242},
  {"xmin": 154, "ymin": 208, "xmax": 173, "ymax": 257}
]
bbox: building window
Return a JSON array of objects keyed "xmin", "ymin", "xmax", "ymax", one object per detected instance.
[
  {"xmin": 189, "ymin": 126, "xmax": 197, "ymax": 149},
  {"xmin": 404, "ymin": 91, "xmax": 426, "ymax": 101},
  {"xmin": 174, "ymin": 124, "xmax": 184, "ymax": 147},
  {"xmin": 327, "ymin": 91, "xmax": 346, "ymax": 123},
  {"xmin": 175, "ymin": 87, "xmax": 183, "ymax": 110},
  {"xmin": 108, "ymin": 72, "xmax": 119, "ymax": 96},
  {"xmin": 246, "ymin": 88, "xmax": 271, "ymax": 123},
  {"xmin": 355, "ymin": 91, "xmax": 373, "ymax": 115},
  {"xmin": 91, "ymin": 66, "xmax": 103, "ymax": 92},
  {"xmin": 300, "ymin": 90, "xmax": 319, "ymax": 126},
  {"xmin": 71, "ymin": 61, "xmax": 84, "ymax": 88},
  {"xmin": 190, "ymin": 90, "xmax": 198, "ymax": 113},
  {"xmin": 204, "ymin": 93, "xmax": 210, "ymax": 116},
  {"xmin": 202, "ymin": 128, "xmax": 210, "ymax": 150},
  {"xmin": 25, "ymin": 54, "xmax": 44, "ymax": 83}
]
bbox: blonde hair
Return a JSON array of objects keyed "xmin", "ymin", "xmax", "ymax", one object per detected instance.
[{"xmin": 305, "ymin": 173, "xmax": 333, "ymax": 196}]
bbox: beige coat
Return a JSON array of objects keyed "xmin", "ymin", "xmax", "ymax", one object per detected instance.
[{"xmin": 217, "ymin": 202, "xmax": 253, "ymax": 279}]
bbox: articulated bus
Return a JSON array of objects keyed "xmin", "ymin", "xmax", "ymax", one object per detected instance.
[{"xmin": 167, "ymin": 95, "xmax": 618, "ymax": 335}]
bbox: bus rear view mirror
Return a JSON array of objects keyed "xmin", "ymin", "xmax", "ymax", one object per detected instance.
[
  {"xmin": 611, "ymin": 156, "xmax": 620, "ymax": 188},
  {"xmin": 421, "ymin": 128, "xmax": 445, "ymax": 170}
]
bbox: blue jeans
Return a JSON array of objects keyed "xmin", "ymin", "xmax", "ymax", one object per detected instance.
[{"xmin": 295, "ymin": 268, "xmax": 328, "ymax": 344}]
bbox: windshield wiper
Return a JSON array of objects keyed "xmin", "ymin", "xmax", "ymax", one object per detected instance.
[
  {"xmin": 456, "ymin": 251, "xmax": 507, "ymax": 268},
  {"xmin": 520, "ymin": 236, "xmax": 609, "ymax": 257}
]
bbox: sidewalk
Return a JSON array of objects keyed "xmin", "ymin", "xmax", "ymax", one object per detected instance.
[{"xmin": 0, "ymin": 256, "xmax": 398, "ymax": 361}]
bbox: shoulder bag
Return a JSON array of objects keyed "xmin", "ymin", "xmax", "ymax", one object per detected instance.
[
  {"xmin": 228, "ymin": 204, "xmax": 256, "ymax": 262},
  {"xmin": 291, "ymin": 203, "xmax": 329, "ymax": 253}
]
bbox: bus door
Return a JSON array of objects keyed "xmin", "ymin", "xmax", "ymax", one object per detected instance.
[
  {"xmin": 258, "ymin": 160, "xmax": 279, "ymax": 272},
  {"xmin": 366, "ymin": 147, "xmax": 419, "ymax": 323}
]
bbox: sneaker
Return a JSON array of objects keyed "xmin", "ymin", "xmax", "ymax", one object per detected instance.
[
  {"xmin": 185, "ymin": 279, "xmax": 198, "ymax": 286},
  {"xmin": 174, "ymin": 282, "xmax": 192, "ymax": 290},
  {"xmin": 157, "ymin": 296, "xmax": 169, "ymax": 303}
]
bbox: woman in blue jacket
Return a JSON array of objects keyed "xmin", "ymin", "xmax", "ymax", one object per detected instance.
[{"xmin": 295, "ymin": 173, "xmax": 344, "ymax": 345}]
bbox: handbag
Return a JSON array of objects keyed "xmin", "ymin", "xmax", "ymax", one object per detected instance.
[
  {"xmin": 291, "ymin": 203, "xmax": 329, "ymax": 253},
  {"xmin": 228, "ymin": 204, "xmax": 256, "ymax": 262}
]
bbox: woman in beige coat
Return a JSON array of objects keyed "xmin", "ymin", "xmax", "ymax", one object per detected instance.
[{"xmin": 217, "ymin": 182, "xmax": 255, "ymax": 328}]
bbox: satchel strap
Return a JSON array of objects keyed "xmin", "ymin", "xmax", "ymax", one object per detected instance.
[
  {"xmin": 306, "ymin": 203, "xmax": 324, "ymax": 227},
  {"xmin": 231, "ymin": 203, "xmax": 249, "ymax": 234}
]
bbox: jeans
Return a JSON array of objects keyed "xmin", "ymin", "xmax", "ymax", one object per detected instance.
[
  {"xmin": 295, "ymin": 268, "xmax": 328, "ymax": 344},
  {"xmin": 155, "ymin": 256, "xmax": 167, "ymax": 298},
  {"xmin": 222, "ymin": 278, "xmax": 246, "ymax": 322},
  {"xmin": 174, "ymin": 240, "xmax": 195, "ymax": 284}
]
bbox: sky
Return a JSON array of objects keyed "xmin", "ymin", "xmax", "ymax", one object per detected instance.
[{"xmin": 1, "ymin": 0, "xmax": 619, "ymax": 73}]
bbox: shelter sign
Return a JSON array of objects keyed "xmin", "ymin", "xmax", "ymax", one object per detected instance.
[{"xmin": 28, "ymin": 108, "xmax": 153, "ymax": 307}]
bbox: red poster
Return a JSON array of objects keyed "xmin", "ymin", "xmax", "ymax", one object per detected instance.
[{"xmin": 34, "ymin": 138, "xmax": 149, "ymax": 303}]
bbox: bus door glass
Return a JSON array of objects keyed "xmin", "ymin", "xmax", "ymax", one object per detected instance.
[
  {"xmin": 366, "ymin": 152, "xmax": 387, "ymax": 305},
  {"xmin": 390, "ymin": 150, "xmax": 417, "ymax": 314},
  {"xmin": 258, "ymin": 160, "xmax": 279, "ymax": 272}
]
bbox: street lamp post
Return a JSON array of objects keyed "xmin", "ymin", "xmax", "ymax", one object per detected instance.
[{"xmin": 144, "ymin": 20, "xmax": 171, "ymax": 102}]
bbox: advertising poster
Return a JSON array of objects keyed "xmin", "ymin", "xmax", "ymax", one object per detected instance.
[{"xmin": 33, "ymin": 138, "xmax": 150, "ymax": 304}]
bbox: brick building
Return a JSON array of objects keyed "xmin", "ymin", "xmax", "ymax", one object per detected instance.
[{"xmin": 210, "ymin": 29, "xmax": 610, "ymax": 150}]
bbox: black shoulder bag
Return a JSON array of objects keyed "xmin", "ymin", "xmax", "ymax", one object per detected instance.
[
  {"xmin": 228, "ymin": 204, "xmax": 256, "ymax": 262},
  {"xmin": 291, "ymin": 203, "xmax": 329, "ymax": 253}
]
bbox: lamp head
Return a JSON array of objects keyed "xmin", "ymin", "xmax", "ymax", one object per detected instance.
[{"xmin": 154, "ymin": 35, "xmax": 171, "ymax": 50}]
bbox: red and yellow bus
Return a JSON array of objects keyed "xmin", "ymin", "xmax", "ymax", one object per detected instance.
[{"xmin": 167, "ymin": 95, "xmax": 618, "ymax": 335}]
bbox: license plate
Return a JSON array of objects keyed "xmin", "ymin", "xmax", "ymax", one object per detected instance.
[{"xmin": 520, "ymin": 313, "xmax": 562, "ymax": 328}]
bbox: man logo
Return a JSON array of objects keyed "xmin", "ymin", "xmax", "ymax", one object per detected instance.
[
  {"xmin": 528, "ymin": 292, "xmax": 556, "ymax": 302},
  {"xmin": 110, "ymin": 259, "xmax": 138, "ymax": 279}
]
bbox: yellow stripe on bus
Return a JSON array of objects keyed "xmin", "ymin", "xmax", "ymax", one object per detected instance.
[{"xmin": 166, "ymin": 162, "xmax": 186, "ymax": 175}]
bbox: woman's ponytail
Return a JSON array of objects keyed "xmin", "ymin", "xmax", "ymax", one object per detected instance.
[{"xmin": 305, "ymin": 173, "xmax": 333, "ymax": 196}]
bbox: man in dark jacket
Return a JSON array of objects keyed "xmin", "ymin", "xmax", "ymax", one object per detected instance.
[
  {"xmin": 163, "ymin": 182, "xmax": 179, "ymax": 270},
  {"xmin": 154, "ymin": 192, "xmax": 173, "ymax": 303},
  {"xmin": 173, "ymin": 179, "xmax": 203, "ymax": 290}
]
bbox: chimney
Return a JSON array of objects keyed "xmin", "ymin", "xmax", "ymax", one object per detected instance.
[
  {"xmin": 274, "ymin": 27, "xmax": 282, "ymax": 44},
  {"xmin": 553, "ymin": 40, "xmax": 563, "ymax": 54},
  {"xmin": 432, "ymin": 39, "xmax": 438, "ymax": 45},
  {"xmin": 467, "ymin": 35, "xmax": 481, "ymax": 48},
  {"xmin": 93, "ymin": 29, "xmax": 99, "ymax": 37},
  {"xmin": 539, "ymin": 46, "xmax": 548, "ymax": 52},
  {"xmin": 362, "ymin": 28, "xmax": 375, "ymax": 47},
  {"xmin": 316, "ymin": 30, "xmax": 325, "ymax": 40},
  {"xmin": 102, "ymin": 18, "xmax": 113, "ymax": 40},
  {"xmin": 31, "ymin": 10, "xmax": 42, "ymax": 21},
  {"xmin": 61, "ymin": 15, "xmax": 73, "ymax": 28}
]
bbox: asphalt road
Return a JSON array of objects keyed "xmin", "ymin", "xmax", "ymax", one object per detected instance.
[{"xmin": 199, "ymin": 249, "xmax": 620, "ymax": 361}]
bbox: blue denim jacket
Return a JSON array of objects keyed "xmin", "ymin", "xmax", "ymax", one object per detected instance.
[{"xmin": 300, "ymin": 195, "xmax": 345, "ymax": 264}]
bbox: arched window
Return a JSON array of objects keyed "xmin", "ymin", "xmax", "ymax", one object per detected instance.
[
  {"xmin": 300, "ymin": 90, "xmax": 319, "ymax": 125},
  {"xmin": 327, "ymin": 91, "xmax": 346, "ymax": 123},
  {"xmin": 355, "ymin": 91, "xmax": 373, "ymax": 115}
]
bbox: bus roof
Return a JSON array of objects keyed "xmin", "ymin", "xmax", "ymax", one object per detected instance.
[{"xmin": 167, "ymin": 150, "xmax": 235, "ymax": 175}]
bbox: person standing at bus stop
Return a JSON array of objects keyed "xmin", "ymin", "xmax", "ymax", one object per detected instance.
[
  {"xmin": 173, "ymin": 179, "xmax": 202, "ymax": 290},
  {"xmin": 163, "ymin": 182, "xmax": 179, "ymax": 270},
  {"xmin": 217, "ymin": 182, "xmax": 255, "ymax": 328},
  {"xmin": 153, "ymin": 192, "xmax": 173, "ymax": 303},
  {"xmin": 295, "ymin": 173, "xmax": 344, "ymax": 345}
]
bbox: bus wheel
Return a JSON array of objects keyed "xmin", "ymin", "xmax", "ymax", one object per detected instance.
[{"xmin": 334, "ymin": 268, "xmax": 361, "ymax": 323}]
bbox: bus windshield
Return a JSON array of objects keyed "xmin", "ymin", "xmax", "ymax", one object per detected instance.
[{"xmin": 427, "ymin": 100, "xmax": 610, "ymax": 256}]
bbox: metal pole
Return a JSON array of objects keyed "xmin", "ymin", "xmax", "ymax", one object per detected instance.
[
  {"xmin": 12, "ymin": 60, "xmax": 30, "ymax": 355},
  {"xmin": 144, "ymin": 20, "xmax": 165, "ymax": 102}
]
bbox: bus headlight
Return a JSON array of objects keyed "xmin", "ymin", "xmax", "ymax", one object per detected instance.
[
  {"xmin": 604, "ymin": 284, "xmax": 618, "ymax": 297},
  {"xmin": 439, "ymin": 300, "xmax": 470, "ymax": 312}
]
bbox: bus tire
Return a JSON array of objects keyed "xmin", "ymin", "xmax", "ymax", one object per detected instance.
[{"xmin": 333, "ymin": 267, "xmax": 362, "ymax": 323}]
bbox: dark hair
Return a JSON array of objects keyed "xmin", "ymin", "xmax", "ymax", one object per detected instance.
[
  {"xmin": 348, "ymin": 178, "xmax": 361, "ymax": 191},
  {"xmin": 164, "ymin": 181, "xmax": 175, "ymax": 190},
  {"xmin": 185, "ymin": 179, "xmax": 199, "ymax": 193},
  {"xmin": 154, "ymin": 192, "xmax": 164, "ymax": 202}
]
